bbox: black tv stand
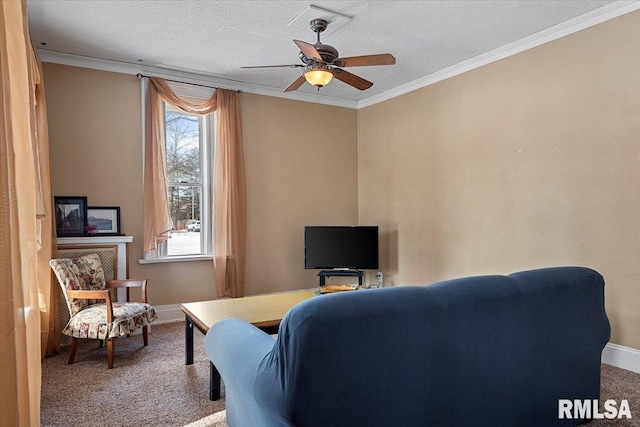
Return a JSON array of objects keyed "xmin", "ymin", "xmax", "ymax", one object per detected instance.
[{"xmin": 317, "ymin": 270, "xmax": 363, "ymax": 287}]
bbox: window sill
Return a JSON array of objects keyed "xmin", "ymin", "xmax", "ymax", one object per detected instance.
[{"xmin": 138, "ymin": 254, "xmax": 212, "ymax": 264}]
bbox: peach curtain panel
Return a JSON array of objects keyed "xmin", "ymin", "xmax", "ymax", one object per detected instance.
[
  {"xmin": 32, "ymin": 47, "xmax": 60, "ymax": 358},
  {"xmin": 0, "ymin": 0, "xmax": 56, "ymax": 423},
  {"xmin": 143, "ymin": 78, "xmax": 246, "ymax": 297},
  {"xmin": 213, "ymin": 89, "xmax": 246, "ymax": 298},
  {"xmin": 142, "ymin": 79, "xmax": 175, "ymax": 253}
]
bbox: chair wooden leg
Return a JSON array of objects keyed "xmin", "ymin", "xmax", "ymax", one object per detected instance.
[
  {"xmin": 143, "ymin": 325, "xmax": 149, "ymax": 346},
  {"xmin": 107, "ymin": 338, "xmax": 114, "ymax": 369},
  {"xmin": 68, "ymin": 337, "xmax": 78, "ymax": 365}
]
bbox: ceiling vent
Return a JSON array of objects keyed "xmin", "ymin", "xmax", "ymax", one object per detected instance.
[{"xmin": 287, "ymin": 5, "xmax": 352, "ymax": 36}]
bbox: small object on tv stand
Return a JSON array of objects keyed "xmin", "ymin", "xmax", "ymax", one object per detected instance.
[
  {"xmin": 318, "ymin": 284, "xmax": 359, "ymax": 294},
  {"xmin": 317, "ymin": 270, "xmax": 363, "ymax": 287}
]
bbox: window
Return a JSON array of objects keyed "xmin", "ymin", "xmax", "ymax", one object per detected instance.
[{"xmin": 155, "ymin": 104, "xmax": 214, "ymax": 259}]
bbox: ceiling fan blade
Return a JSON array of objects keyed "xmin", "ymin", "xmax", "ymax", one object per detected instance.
[
  {"xmin": 333, "ymin": 69, "xmax": 373, "ymax": 90},
  {"xmin": 241, "ymin": 64, "xmax": 304, "ymax": 69},
  {"xmin": 284, "ymin": 75, "xmax": 307, "ymax": 92},
  {"xmin": 334, "ymin": 54, "xmax": 396, "ymax": 67},
  {"xmin": 293, "ymin": 40, "xmax": 323, "ymax": 62}
]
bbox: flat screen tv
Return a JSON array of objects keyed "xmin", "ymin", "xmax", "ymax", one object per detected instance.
[{"xmin": 304, "ymin": 226, "xmax": 379, "ymax": 270}]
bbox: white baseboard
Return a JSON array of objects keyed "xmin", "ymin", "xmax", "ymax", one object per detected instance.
[
  {"xmin": 602, "ymin": 343, "xmax": 640, "ymax": 373},
  {"xmin": 153, "ymin": 303, "xmax": 184, "ymax": 325}
]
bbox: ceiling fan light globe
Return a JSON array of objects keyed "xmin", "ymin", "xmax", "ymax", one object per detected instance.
[{"xmin": 304, "ymin": 69, "xmax": 333, "ymax": 88}]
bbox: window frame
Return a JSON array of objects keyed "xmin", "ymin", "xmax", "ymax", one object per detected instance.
[{"xmin": 141, "ymin": 81, "xmax": 215, "ymax": 264}]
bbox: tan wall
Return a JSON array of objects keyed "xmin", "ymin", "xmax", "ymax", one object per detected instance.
[
  {"xmin": 358, "ymin": 11, "xmax": 640, "ymax": 349},
  {"xmin": 44, "ymin": 64, "xmax": 358, "ymax": 304},
  {"xmin": 242, "ymin": 93, "xmax": 358, "ymax": 294}
]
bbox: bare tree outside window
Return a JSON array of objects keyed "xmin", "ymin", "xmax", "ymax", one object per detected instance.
[{"xmin": 165, "ymin": 110, "xmax": 203, "ymax": 256}]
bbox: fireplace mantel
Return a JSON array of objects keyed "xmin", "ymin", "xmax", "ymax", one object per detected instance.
[{"xmin": 57, "ymin": 235, "xmax": 133, "ymax": 246}]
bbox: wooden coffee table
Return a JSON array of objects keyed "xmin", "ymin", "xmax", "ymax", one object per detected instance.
[{"xmin": 181, "ymin": 289, "xmax": 316, "ymax": 400}]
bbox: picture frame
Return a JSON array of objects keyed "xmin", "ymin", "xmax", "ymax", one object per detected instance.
[
  {"xmin": 54, "ymin": 196, "xmax": 88, "ymax": 237},
  {"xmin": 87, "ymin": 206, "xmax": 121, "ymax": 235}
]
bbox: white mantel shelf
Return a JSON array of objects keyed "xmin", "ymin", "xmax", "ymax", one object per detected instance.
[{"xmin": 57, "ymin": 235, "xmax": 133, "ymax": 245}]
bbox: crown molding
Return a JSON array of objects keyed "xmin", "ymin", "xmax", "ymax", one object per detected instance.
[
  {"xmin": 357, "ymin": 1, "xmax": 640, "ymax": 109},
  {"xmin": 37, "ymin": 49, "xmax": 359, "ymax": 109},
  {"xmin": 37, "ymin": 1, "xmax": 640, "ymax": 111}
]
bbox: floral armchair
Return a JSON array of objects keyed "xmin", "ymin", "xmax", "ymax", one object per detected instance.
[{"xmin": 49, "ymin": 253, "xmax": 157, "ymax": 368}]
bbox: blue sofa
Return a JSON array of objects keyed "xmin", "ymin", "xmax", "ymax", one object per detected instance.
[{"xmin": 204, "ymin": 267, "xmax": 610, "ymax": 426}]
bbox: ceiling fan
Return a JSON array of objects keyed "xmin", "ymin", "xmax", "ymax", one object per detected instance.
[{"xmin": 241, "ymin": 19, "xmax": 396, "ymax": 92}]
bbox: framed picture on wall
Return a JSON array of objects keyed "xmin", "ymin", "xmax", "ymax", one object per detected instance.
[
  {"xmin": 54, "ymin": 196, "xmax": 87, "ymax": 236},
  {"xmin": 87, "ymin": 206, "xmax": 121, "ymax": 235}
]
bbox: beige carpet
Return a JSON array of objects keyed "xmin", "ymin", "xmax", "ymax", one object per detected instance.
[
  {"xmin": 41, "ymin": 321, "xmax": 640, "ymax": 426},
  {"xmin": 594, "ymin": 364, "xmax": 640, "ymax": 426},
  {"xmin": 41, "ymin": 322, "xmax": 226, "ymax": 427}
]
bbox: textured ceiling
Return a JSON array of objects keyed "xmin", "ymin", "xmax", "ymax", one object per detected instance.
[{"xmin": 27, "ymin": 1, "xmax": 628, "ymax": 105}]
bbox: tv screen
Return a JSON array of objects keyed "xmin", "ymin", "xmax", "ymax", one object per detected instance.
[{"xmin": 304, "ymin": 226, "xmax": 379, "ymax": 270}]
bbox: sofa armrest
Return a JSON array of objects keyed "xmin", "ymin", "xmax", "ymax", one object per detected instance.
[
  {"xmin": 205, "ymin": 318, "xmax": 276, "ymax": 383},
  {"xmin": 204, "ymin": 318, "xmax": 277, "ymax": 426}
]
